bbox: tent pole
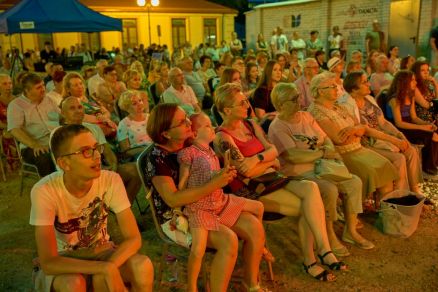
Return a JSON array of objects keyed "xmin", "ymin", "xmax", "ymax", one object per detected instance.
[{"xmin": 20, "ymin": 33, "xmax": 24, "ymax": 53}]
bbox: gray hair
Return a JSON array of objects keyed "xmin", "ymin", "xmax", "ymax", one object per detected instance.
[
  {"xmin": 168, "ymin": 67, "xmax": 183, "ymax": 85},
  {"xmin": 271, "ymin": 83, "xmax": 299, "ymax": 111},
  {"xmin": 310, "ymin": 72, "xmax": 336, "ymax": 99},
  {"xmin": 118, "ymin": 90, "xmax": 140, "ymax": 112}
]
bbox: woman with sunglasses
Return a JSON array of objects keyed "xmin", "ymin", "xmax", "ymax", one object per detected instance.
[
  {"xmin": 268, "ymin": 82, "xmax": 372, "ymax": 258},
  {"xmin": 145, "ymin": 103, "xmax": 267, "ymax": 291},
  {"xmin": 308, "ymin": 72, "xmax": 397, "ymax": 207},
  {"xmin": 214, "ymin": 82, "xmax": 347, "ymax": 282}
]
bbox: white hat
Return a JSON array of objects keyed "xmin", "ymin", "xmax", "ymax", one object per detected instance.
[{"xmin": 327, "ymin": 57, "xmax": 342, "ymax": 71}]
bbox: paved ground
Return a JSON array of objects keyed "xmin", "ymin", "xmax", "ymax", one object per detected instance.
[{"xmin": 1, "ymin": 172, "xmax": 438, "ymax": 291}]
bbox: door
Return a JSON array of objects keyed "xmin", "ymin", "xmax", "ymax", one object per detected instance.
[{"xmin": 389, "ymin": 0, "xmax": 420, "ymax": 57}]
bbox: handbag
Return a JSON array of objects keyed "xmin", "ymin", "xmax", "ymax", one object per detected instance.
[
  {"xmin": 314, "ymin": 158, "xmax": 352, "ymax": 182},
  {"xmin": 247, "ymin": 171, "xmax": 290, "ymax": 196},
  {"xmin": 377, "ymin": 190, "xmax": 425, "ymax": 238}
]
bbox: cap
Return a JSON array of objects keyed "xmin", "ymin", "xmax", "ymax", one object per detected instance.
[{"xmin": 327, "ymin": 57, "xmax": 342, "ymax": 71}]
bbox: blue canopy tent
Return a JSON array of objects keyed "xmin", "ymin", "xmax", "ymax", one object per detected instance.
[
  {"xmin": 0, "ymin": 0, "xmax": 122, "ymax": 73},
  {"xmin": 0, "ymin": 0, "xmax": 122, "ymax": 34}
]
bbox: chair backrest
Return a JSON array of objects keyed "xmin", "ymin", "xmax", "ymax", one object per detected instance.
[
  {"xmin": 136, "ymin": 144, "xmax": 176, "ymax": 245},
  {"xmin": 375, "ymin": 89, "xmax": 391, "ymax": 121},
  {"xmin": 149, "ymin": 82, "xmax": 160, "ymax": 106},
  {"xmin": 13, "ymin": 137, "xmax": 41, "ymax": 177}
]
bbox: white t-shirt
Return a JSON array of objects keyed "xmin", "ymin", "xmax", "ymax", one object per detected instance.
[
  {"xmin": 117, "ymin": 115, "xmax": 152, "ymax": 148},
  {"xmin": 30, "ymin": 170, "xmax": 130, "ymax": 252}
]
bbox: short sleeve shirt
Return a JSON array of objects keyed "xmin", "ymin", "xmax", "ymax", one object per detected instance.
[
  {"xmin": 29, "ymin": 170, "xmax": 130, "ymax": 252},
  {"xmin": 144, "ymin": 145, "xmax": 178, "ymax": 223},
  {"xmin": 7, "ymin": 95, "xmax": 60, "ymax": 147},
  {"xmin": 117, "ymin": 115, "xmax": 151, "ymax": 147},
  {"xmin": 268, "ymin": 113, "xmax": 326, "ymax": 177}
]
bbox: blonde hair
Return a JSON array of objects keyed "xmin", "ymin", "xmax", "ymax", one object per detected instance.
[
  {"xmin": 123, "ymin": 69, "xmax": 141, "ymax": 85},
  {"xmin": 62, "ymin": 72, "xmax": 85, "ymax": 98},
  {"xmin": 310, "ymin": 72, "xmax": 336, "ymax": 99},
  {"xmin": 118, "ymin": 90, "xmax": 140, "ymax": 112},
  {"xmin": 214, "ymin": 82, "xmax": 242, "ymax": 114},
  {"xmin": 271, "ymin": 83, "xmax": 299, "ymax": 111}
]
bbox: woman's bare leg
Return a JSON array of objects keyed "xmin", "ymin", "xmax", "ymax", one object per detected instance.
[
  {"xmin": 231, "ymin": 212, "xmax": 265, "ymax": 289},
  {"xmin": 207, "ymin": 225, "xmax": 239, "ymax": 292}
]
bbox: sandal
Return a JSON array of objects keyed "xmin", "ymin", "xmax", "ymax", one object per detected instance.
[
  {"xmin": 318, "ymin": 251, "xmax": 348, "ymax": 271},
  {"xmin": 262, "ymin": 247, "xmax": 275, "ymax": 263},
  {"xmin": 303, "ymin": 262, "xmax": 336, "ymax": 282},
  {"xmin": 242, "ymin": 282, "xmax": 272, "ymax": 292}
]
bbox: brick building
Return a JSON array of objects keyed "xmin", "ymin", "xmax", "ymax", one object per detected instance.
[{"xmin": 246, "ymin": 0, "xmax": 438, "ymax": 60}]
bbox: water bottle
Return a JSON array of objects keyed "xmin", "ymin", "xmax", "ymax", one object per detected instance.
[{"xmin": 165, "ymin": 254, "xmax": 178, "ymax": 282}]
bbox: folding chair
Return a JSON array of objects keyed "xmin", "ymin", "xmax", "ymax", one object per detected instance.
[
  {"xmin": 136, "ymin": 144, "xmax": 210, "ymax": 291},
  {"xmin": 14, "ymin": 138, "xmax": 41, "ymax": 196}
]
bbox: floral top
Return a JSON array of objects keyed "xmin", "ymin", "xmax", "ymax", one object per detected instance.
[
  {"xmin": 359, "ymin": 99, "xmax": 382, "ymax": 129},
  {"xmin": 415, "ymin": 79, "xmax": 437, "ymax": 123},
  {"xmin": 308, "ymin": 102, "xmax": 362, "ymax": 154},
  {"xmin": 144, "ymin": 145, "xmax": 178, "ymax": 223}
]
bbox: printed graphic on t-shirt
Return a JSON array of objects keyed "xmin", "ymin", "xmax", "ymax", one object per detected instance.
[
  {"xmin": 292, "ymin": 134, "xmax": 318, "ymax": 150},
  {"xmin": 54, "ymin": 193, "xmax": 109, "ymax": 250}
]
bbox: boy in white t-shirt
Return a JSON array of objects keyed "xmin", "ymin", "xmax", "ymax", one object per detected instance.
[{"xmin": 30, "ymin": 124, "xmax": 153, "ymax": 292}]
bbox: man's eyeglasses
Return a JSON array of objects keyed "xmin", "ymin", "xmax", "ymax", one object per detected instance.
[
  {"xmin": 168, "ymin": 115, "xmax": 191, "ymax": 129},
  {"xmin": 318, "ymin": 84, "xmax": 337, "ymax": 90},
  {"xmin": 61, "ymin": 144, "xmax": 104, "ymax": 159}
]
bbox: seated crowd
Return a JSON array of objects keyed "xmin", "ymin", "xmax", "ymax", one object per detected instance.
[{"xmin": 2, "ymin": 36, "xmax": 437, "ymax": 291}]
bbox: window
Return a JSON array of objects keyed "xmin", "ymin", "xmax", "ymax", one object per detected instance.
[
  {"xmin": 122, "ymin": 19, "xmax": 138, "ymax": 48},
  {"xmin": 37, "ymin": 34, "xmax": 54, "ymax": 51},
  {"xmin": 172, "ymin": 18, "xmax": 186, "ymax": 49},
  {"xmin": 203, "ymin": 18, "xmax": 217, "ymax": 45},
  {"xmin": 81, "ymin": 32, "xmax": 101, "ymax": 52}
]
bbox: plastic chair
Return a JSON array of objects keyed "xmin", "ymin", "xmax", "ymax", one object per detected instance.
[
  {"xmin": 14, "ymin": 138, "xmax": 41, "ymax": 196},
  {"xmin": 136, "ymin": 144, "xmax": 210, "ymax": 291}
]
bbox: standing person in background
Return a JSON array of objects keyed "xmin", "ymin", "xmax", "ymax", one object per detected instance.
[
  {"xmin": 230, "ymin": 32, "xmax": 243, "ymax": 57},
  {"xmin": 256, "ymin": 33, "xmax": 269, "ymax": 54},
  {"xmin": 290, "ymin": 32, "xmax": 307, "ymax": 61},
  {"xmin": 40, "ymin": 42, "xmax": 57, "ymax": 64},
  {"xmin": 306, "ymin": 31, "xmax": 324, "ymax": 58},
  {"xmin": 430, "ymin": 23, "xmax": 438, "ymax": 70},
  {"xmin": 271, "ymin": 27, "xmax": 289, "ymax": 55},
  {"xmin": 366, "ymin": 20, "xmax": 386, "ymax": 54},
  {"xmin": 328, "ymin": 26, "xmax": 344, "ymax": 57}
]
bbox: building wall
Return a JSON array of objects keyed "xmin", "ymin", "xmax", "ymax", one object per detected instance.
[
  {"xmin": 247, "ymin": 0, "xmax": 436, "ymax": 60},
  {"xmin": 0, "ymin": 11, "xmax": 236, "ymax": 54}
]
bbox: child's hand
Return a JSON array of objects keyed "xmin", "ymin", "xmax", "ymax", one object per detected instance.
[{"xmin": 212, "ymin": 166, "xmax": 237, "ymax": 188}]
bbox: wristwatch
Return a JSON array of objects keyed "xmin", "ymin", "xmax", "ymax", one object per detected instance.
[{"xmin": 257, "ymin": 153, "xmax": 265, "ymax": 162}]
